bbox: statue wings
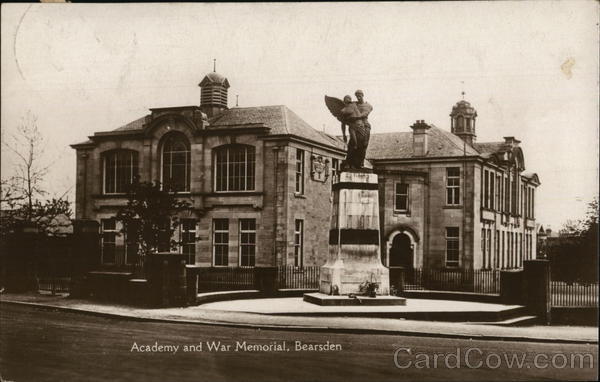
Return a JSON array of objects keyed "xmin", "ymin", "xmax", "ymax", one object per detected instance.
[{"xmin": 324, "ymin": 95, "xmax": 345, "ymax": 122}]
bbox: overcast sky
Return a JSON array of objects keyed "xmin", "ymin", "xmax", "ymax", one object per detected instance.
[{"xmin": 1, "ymin": 2, "xmax": 598, "ymax": 230}]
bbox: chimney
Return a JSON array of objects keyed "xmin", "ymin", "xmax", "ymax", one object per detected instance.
[
  {"xmin": 410, "ymin": 120, "xmax": 431, "ymax": 156},
  {"xmin": 503, "ymin": 136, "xmax": 521, "ymax": 147}
]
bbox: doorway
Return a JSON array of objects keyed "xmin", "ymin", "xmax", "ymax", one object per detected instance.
[{"xmin": 389, "ymin": 232, "xmax": 413, "ymax": 269}]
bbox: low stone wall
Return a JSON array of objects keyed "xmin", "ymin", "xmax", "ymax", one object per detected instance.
[{"xmin": 551, "ymin": 307, "xmax": 599, "ymax": 326}]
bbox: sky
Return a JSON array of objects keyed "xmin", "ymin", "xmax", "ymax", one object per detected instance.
[{"xmin": 1, "ymin": 1, "xmax": 598, "ymax": 230}]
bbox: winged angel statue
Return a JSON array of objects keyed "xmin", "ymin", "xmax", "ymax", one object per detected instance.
[{"xmin": 324, "ymin": 90, "xmax": 373, "ymax": 170}]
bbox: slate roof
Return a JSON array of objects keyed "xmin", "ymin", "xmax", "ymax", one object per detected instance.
[
  {"xmin": 473, "ymin": 142, "xmax": 508, "ymax": 156},
  {"xmin": 210, "ymin": 105, "xmax": 345, "ymax": 149},
  {"xmin": 114, "ymin": 116, "xmax": 147, "ymax": 131},
  {"xmin": 90, "ymin": 106, "xmax": 346, "ymax": 151},
  {"xmin": 366, "ymin": 125, "xmax": 480, "ymax": 160}
]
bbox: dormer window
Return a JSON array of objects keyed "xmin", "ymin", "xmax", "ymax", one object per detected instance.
[{"xmin": 103, "ymin": 150, "xmax": 138, "ymax": 194}]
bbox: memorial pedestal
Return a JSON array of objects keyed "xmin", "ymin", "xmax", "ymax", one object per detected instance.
[{"xmin": 305, "ymin": 171, "xmax": 404, "ymax": 305}]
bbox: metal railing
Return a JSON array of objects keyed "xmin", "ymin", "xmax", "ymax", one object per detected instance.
[
  {"xmin": 277, "ymin": 266, "xmax": 320, "ymax": 290},
  {"xmin": 196, "ymin": 267, "xmax": 255, "ymax": 292},
  {"xmin": 398, "ymin": 268, "xmax": 500, "ymax": 295},
  {"xmin": 551, "ymin": 281, "xmax": 599, "ymax": 307},
  {"xmin": 37, "ymin": 277, "xmax": 71, "ymax": 295}
]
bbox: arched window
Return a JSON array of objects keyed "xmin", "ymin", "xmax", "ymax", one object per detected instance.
[
  {"xmin": 103, "ymin": 150, "xmax": 139, "ymax": 194},
  {"xmin": 214, "ymin": 145, "xmax": 255, "ymax": 192},
  {"xmin": 161, "ymin": 133, "xmax": 191, "ymax": 192}
]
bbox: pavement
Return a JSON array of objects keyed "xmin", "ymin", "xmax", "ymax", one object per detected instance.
[
  {"xmin": 202, "ymin": 296, "xmax": 521, "ymax": 314},
  {"xmin": 1, "ymin": 292, "xmax": 597, "ymax": 344}
]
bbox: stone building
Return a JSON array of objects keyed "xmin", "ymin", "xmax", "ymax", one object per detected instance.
[
  {"xmin": 371, "ymin": 101, "xmax": 540, "ymax": 272},
  {"xmin": 71, "ymin": 71, "xmax": 539, "ymax": 275},
  {"xmin": 71, "ymin": 71, "xmax": 346, "ymax": 270}
]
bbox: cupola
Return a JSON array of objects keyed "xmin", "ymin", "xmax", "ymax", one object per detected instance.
[
  {"xmin": 199, "ymin": 68, "xmax": 230, "ymax": 118},
  {"xmin": 450, "ymin": 98, "xmax": 477, "ymax": 145}
]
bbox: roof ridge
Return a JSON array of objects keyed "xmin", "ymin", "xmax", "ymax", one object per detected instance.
[{"xmin": 230, "ymin": 105, "xmax": 285, "ymax": 110}]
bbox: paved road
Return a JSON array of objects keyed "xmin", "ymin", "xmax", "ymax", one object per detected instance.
[{"xmin": 0, "ymin": 304, "xmax": 597, "ymax": 382}]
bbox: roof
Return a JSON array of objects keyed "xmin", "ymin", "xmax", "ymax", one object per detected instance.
[
  {"xmin": 473, "ymin": 141, "xmax": 507, "ymax": 155},
  {"xmin": 82, "ymin": 105, "xmax": 346, "ymax": 151},
  {"xmin": 114, "ymin": 116, "xmax": 147, "ymax": 132},
  {"xmin": 199, "ymin": 72, "xmax": 230, "ymax": 88},
  {"xmin": 450, "ymin": 100, "xmax": 477, "ymax": 116},
  {"xmin": 366, "ymin": 125, "xmax": 480, "ymax": 160},
  {"xmin": 210, "ymin": 105, "xmax": 345, "ymax": 149}
]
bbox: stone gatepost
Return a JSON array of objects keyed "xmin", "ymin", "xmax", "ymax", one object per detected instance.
[
  {"xmin": 523, "ymin": 259, "xmax": 551, "ymax": 324},
  {"xmin": 146, "ymin": 252, "xmax": 188, "ymax": 307},
  {"xmin": 5, "ymin": 222, "xmax": 40, "ymax": 292},
  {"xmin": 70, "ymin": 219, "xmax": 100, "ymax": 298},
  {"xmin": 320, "ymin": 171, "xmax": 390, "ymax": 295}
]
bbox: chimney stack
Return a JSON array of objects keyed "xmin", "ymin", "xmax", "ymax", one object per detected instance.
[
  {"xmin": 410, "ymin": 120, "xmax": 431, "ymax": 156},
  {"xmin": 503, "ymin": 136, "xmax": 521, "ymax": 147}
]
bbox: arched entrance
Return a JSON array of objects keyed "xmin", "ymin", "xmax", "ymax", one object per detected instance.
[{"xmin": 389, "ymin": 233, "xmax": 413, "ymax": 269}]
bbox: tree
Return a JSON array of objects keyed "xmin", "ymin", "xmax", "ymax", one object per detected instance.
[
  {"xmin": 550, "ymin": 198, "xmax": 599, "ymax": 283},
  {"xmin": 2, "ymin": 112, "xmax": 50, "ymax": 219},
  {"xmin": 1, "ymin": 112, "xmax": 72, "ymax": 237},
  {"xmin": 115, "ymin": 181, "xmax": 192, "ymax": 268}
]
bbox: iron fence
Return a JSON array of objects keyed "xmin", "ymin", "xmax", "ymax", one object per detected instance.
[
  {"xmin": 37, "ymin": 277, "xmax": 71, "ymax": 294},
  {"xmin": 399, "ymin": 268, "xmax": 500, "ymax": 295},
  {"xmin": 196, "ymin": 267, "xmax": 255, "ymax": 292},
  {"xmin": 551, "ymin": 281, "xmax": 598, "ymax": 307},
  {"xmin": 277, "ymin": 266, "xmax": 320, "ymax": 290}
]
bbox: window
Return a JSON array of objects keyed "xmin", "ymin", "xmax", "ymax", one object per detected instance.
[
  {"xmin": 162, "ymin": 133, "xmax": 191, "ymax": 192},
  {"xmin": 180, "ymin": 219, "xmax": 197, "ymax": 265},
  {"xmin": 531, "ymin": 188, "xmax": 535, "ymax": 218},
  {"xmin": 487, "ymin": 228, "xmax": 492, "ymax": 269},
  {"xmin": 101, "ymin": 218, "xmax": 117, "ymax": 264},
  {"xmin": 445, "ymin": 227, "xmax": 460, "ymax": 267},
  {"xmin": 103, "ymin": 150, "xmax": 138, "ymax": 194},
  {"xmin": 239, "ymin": 219, "xmax": 256, "ymax": 267},
  {"xmin": 213, "ymin": 219, "xmax": 229, "ymax": 266},
  {"xmin": 511, "ymin": 178, "xmax": 517, "ymax": 214},
  {"xmin": 490, "ymin": 174, "xmax": 495, "ymax": 210},
  {"xmin": 214, "ymin": 145, "xmax": 255, "ymax": 192},
  {"xmin": 331, "ymin": 158, "xmax": 339, "ymax": 186},
  {"xmin": 517, "ymin": 233, "xmax": 523, "ymax": 267},
  {"xmin": 481, "ymin": 228, "xmax": 486, "ymax": 267},
  {"xmin": 446, "ymin": 168, "xmax": 460, "ymax": 205},
  {"xmin": 295, "ymin": 149, "xmax": 305, "ymax": 194},
  {"xmin": 483, "ymin": 170, "xmax": 489, "ymax": 209},
  {"xmin": 124, "ymin": 220, "xmax": 140, "ymax": 265},
  {"xmin": 495, "ymin": 175, "xmax": 501, "ymax": 211},
  {"xmin": 294, "ymin": 220, "xmax": 304, "ymax": 268},
  {"xmin": 395, "ymin": 183, "xmax": 409, "ymax": 212},
  {"xmin": 494, "ymin": 229, "xmax": 500, "ymax": 269},
  {"xmin": 501, "ymin": 231, "xmax": 505, "ymax": 269},
  {"xmin": 504, "ymin": 178, "xmax": 510, "ymax": 212}
]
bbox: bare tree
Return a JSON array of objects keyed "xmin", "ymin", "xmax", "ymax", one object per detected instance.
[
  {"xmin": 2, "ymin": 112, "xmax": 53, "ymax": 218},
  {"xmin": 1, "ymin": 112, "xmax": 71, "ymax": 235}
]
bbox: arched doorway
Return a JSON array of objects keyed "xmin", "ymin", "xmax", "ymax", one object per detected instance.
[{"xmin": 389, "ymin": 233, "xmax": 413, "ymax": 269}]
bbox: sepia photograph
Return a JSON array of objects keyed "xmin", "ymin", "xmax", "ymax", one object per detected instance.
[{"xmin": 0, "ymin": 1, "xmax": 598, "ymax": 381}]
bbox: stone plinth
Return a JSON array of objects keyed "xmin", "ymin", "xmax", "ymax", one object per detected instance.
[
  {"xmin": 319, "ymin": 171, "xmax": 390, "ymax": 296},
  {"xmin": 304, "ymin": 293, "xmax": 405, "ymax": 306}
]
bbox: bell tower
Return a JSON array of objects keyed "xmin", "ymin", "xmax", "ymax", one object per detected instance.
[{"xmin": 450, "ymin": 97, "xmax": 477, "ymax": 145}]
